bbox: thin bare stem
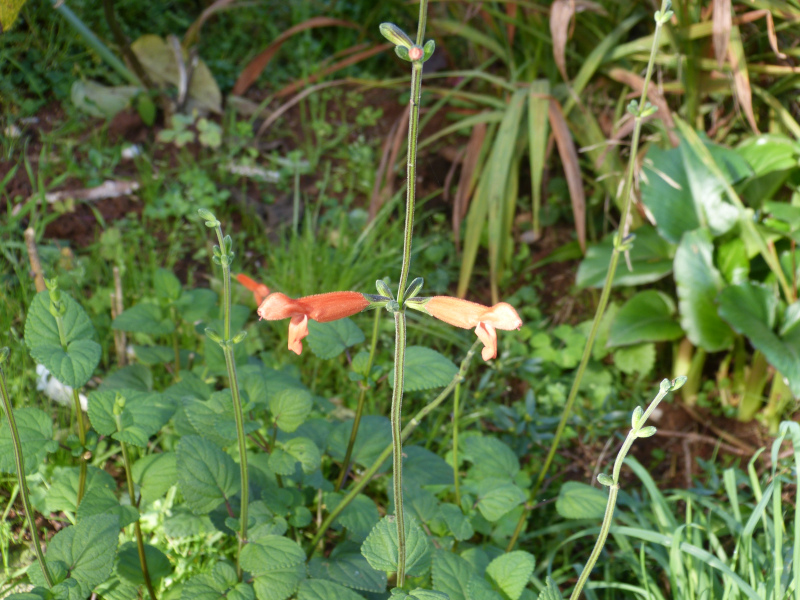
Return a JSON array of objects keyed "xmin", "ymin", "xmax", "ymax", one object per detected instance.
[
  {"xmin": 0, "ymin": 355, "xmax": 53, "ymax": 588},
  {"xmin": 506, "ymin": 0, "xmax": 672, "ymax": 552}
]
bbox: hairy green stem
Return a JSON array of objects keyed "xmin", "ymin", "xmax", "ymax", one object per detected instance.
[
  {"xmin": 336, "ymin": 309, "xmax": 381, "ymax": 491},
  {"xmin": 118, "ymin": 436, "xmax": 157, "ymax": 600},
  {"xmin": 0, "ymin": 358, "xmax": 54, "ymax": 588},
  {"xmin": 213, "ymin": 225, "xmax": 249, "ymax": 580},
  {"xmin": 452, "ymin": 382, "xmax": 462, "ymax": 507},
  {"xmin": 506, "ymin": 0, "xmax": 671, "ymax": 553},
  {"xmin": 391, "ymin": 311, "xmax": 408, "ymax": 586},
  {"xmin": 569, "ymin": 381, "xmax": 674, "ymax": 599},
  {"xmin": 53, "ymin": 300, "xmax": 88, "ymax": 505},
  {"xmin": 306, "ymin": 341, "xmax": 479, "ymax": 560},
  {"xmin": 390, "ymin": 1, "xmax": 428, "ymax": 587}
]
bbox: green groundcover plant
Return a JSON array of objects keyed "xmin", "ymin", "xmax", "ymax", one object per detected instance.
[{"xmin": 1, "ymin": 2, "xmax": 798, "ymax": 600}]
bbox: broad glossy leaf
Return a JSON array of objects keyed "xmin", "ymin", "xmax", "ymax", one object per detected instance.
[
  {"xmin": 392, "ymin": 346, "xmax": 458, "ymax": 392},
  {"xmin": 24, "ymin": 291, "xmax": 100, "ymax": 388},
  {"xmin": 112, "ymin": 303, "xmax": 174, "ymax": 335},
  {"xmin": 46, "ymin": 466, "xmax": 115, "ymax": 514},
  {"xmin": 270, "ymin": 388, "xmax": 313, "ymax": 433},
  {"xmin": 486, "ymin": 551, "xmax": 535, "ymax": 600},
  {"xmin": 462, "ymin": 435, "xmax": 519, "ymax": 481},
  {"xmin": 718, "ymin": 285, "xmax": 800, "ymax": 397},
  {"xmin": 576, "ymin": 225, "xmax": 674, "ymax": 289},
  {"xmin": 309, "ymin": 552, "xmax": 386, "ymax": 593},
  {"xmin": 361, "ymin": 513, "xmax": 432, "ymax": 577},
  {"xmin": 328, "ymin": 415, "xmax": 391, "ymax": 469},
  {"xmin": 240, "ymin": 536, "xmax": 306, "ymax": 600},
  {"xmin": 555, "ymin": 482, "xmax": 606, "ymax": 520},
  {"xmin": 88, "ymin": 388, "xmax": 175, "ymax": 447},
  {"xmin": 117, "ymin": 541, "xmax": 172, "ymax": 585},
  {"xmin": 177, "ymin": 435, "xmax": 240, "ymax": 514},
  {"xmin": 181, "ymin": 562, "xmax": 255, "ymax": 600},
  {"xmin": 641, "ymin": 136, "xmax": 745, "ymax": 243},
  {"xmin": 296, "ymin": 580, "xmax": 364, "ymax": 600},
  {"xmin": 76, "ymin": 485, "xmax": 138, "ymax": 528},
  {"xmin": 307, "ymin": 318, "xmax": 365, "ymax": 359},
  {"xmin": 327, "ymin": 493, "xmax": 380, "ymax": 541},
  {"xmin": 608, "ymin": 291, "xmax": 683, "ymax": 347},
  {"xmin": 31, "ymin": 514, "xmax": 119, "ymax": 597},
  {"xmin": 476, "ymin": 479, "xmax": 526, "ymax": 522},
  {"xmin": 132, "ymin": 452, "xmax": 177, "ymax": 502},
  {"xmin": 439, "ymin": 503, "xmax": 474, "ymax": 542},
  {"xmin": 674, "ymin": 230, "xmax": 733, "ymax": 352},
  {"xmin": 0, "ymin": 407, "xmax": 58, "ymax": 473},
  {"xmin": 432, "ymin": 549, "xmax": 472, "ymax": 600}
]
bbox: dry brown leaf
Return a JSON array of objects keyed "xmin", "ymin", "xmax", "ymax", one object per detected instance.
[
  {"xmin": 549, "ymin": 0, "xmax": 606, "ymax": 83},
  {"xmin": 232, "ymin": 17, "xmax": 359, "ymax": 96},
  {"xmin": 548, "ymin": 99, "xmax": 586, "ymax": 253},
  {"xmin": 184, "ymin": 0, "xmax": 238, "ymax": 48},
  {"xmin": 275, "ymin": 43, "xmax": 391, "ymax": 98},
  {"xmin": 368, "ymin": 106, "xmax": 410, "ymax": 221},
  {"xmin": 550, "ymin": 0, "xmax": 574, "ymax": 83},
  {"xmin": 728, "ymin": 25, "xmax": 760, "ymax": 134},
  {"xmin": 257, "ymin": 79, "xmax": 350, "ymax": 136},
  {"xmin": 453, "ymin": 122, "xmax": 487, "ymax": 248},
  {"xmin": 735, "ymin": 10, "xmax": 787, "ymax": 59},
  {"xmin": 506, "ymin": 3, "xmax": 518, "ymax": 47},
  {"xmin": 606, "ymin": 68, "xmax": 678, "ymax": 146},
  {"xmin": 712, "ymin": 0, "xmax": 732, "ymax": 67}
]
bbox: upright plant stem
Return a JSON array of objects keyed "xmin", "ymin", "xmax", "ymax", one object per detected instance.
[
  {"xmin": 452, "ymin": 382, "xmax": 462, "ymax": 507},
  {"xmin": 306, "ymin": 341, "xmax": 479, "ymax": 560},
  {"xmin": 390, "ymin": 312, "xmax": 408, "ymax": 586},
  {"xmin": 0, "ymin": 357, "xmax": 53, "ymax": 588},
  {"xmin": 506, "ymin": 0, "xmax": 671, "ymax": 553},
  {"xmin": 391, "ymin": 0, "xmax": 428, "ymax": 587},
  {"xmin": 569, "ymin": 380, "xmax": 675, "ymax": 599},
  {"xmin": 118, "ymin": 438, "xmax": 157, "ymax": 600},
  {"xmin": 213, "ymin": 225, "xmax": 249, "ymax": 580},
  {"xmin": 52, "ymin": 306, "xmax": 87, "ymax": 504},
  {"xmin": 336, "ymin": 309, "xmax": 381, "ymax": 491}
]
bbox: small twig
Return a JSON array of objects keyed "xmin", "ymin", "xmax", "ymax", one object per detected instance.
[
  {"xmin": 113, "ymin": 267, "xmax": 127, "ymax": 367},
  {"xmin": 23, "ymin": 228, "xmax": 46, "ymax": 292}
]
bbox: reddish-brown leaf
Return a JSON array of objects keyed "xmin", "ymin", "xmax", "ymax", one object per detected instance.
[
  {"xmin": 232, "ymin": 17, "xmax": 359, "ymax": 96},
  {"xmin": 548, "ymin": 99, "xmax": 586, "ymax": 253},
  {"xmin": 712, "ymin": 0, "xmax": 732, "ymax": 67}
]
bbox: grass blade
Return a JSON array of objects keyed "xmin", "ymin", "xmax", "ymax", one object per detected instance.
[
  {"xmin": 727, "ymin": 26, "xmax": 759, "ymax": 133},
  {"xmin": 548, "ymin": 98, "xmax": 586, "ymax": 253},
  {"xmin": 453, "ymin": 121, "xmax": 488, "ymax": 248},
  {"xmin": 528, "ymin": 79, "xmax": 550, "ymax": 238},
  {"xmin": 713, "ymin": 0, "xmax": 732, "ymax": 67}
]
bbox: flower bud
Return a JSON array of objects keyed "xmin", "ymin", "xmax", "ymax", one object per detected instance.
[
  {"xmin": 597, "ymin": 473, "xmax": 614, "ymax": 487},
  {"xmin": 631, "ymin": 406, "xmax": 643, "ymax": 429},
  {"xmin": 198, "ymin": 208, "xmax": 220, "ymax": 228},
  {"xmin": 376, "ymin": 279, "xmax": 394, "ymax": 299},
  {"xmin": 670, "ymin": 376, "xmax": 687, "ymax": 391},
  {"xmin": 379, "ymin": 23, "xmax": 413, "ymax": 48},
  {"xmin": 637, "ymin": 426, "xmax": 657, "ymax": 438},
  {"xmin": 659, "ymin": 378, "xmax": 671, "ymax": 393},
  {"xmin": 408, "ymin": 46, "xmax": 423, "ymax": 61},
  {"xmin": 395, "ymin": 46, "xmax": 411, "ymax": 62},
  {"xmin": 422, "ymin": 39, "xmax": 436, "ymax": 62},
  {"xmin": 205, "ymin": 327, "xmax": 223, "ymax": 343},
  {"xmin": 404, "ymin": 277, "xmax": 424, "ymax": 300},
  {"xmin": 232, "ymin": 330, "xmax": 247, "ymax": 344}
]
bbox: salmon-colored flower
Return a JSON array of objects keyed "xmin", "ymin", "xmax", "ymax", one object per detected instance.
[
  {"xmin": 236, "ymin": 274, "xmax": 271, "ymax": 306},
  {"xmin": 257, "ymin": 292, "xmax": 370, "ymax": 355},
  {"xmin": 418, "ymin": 296, "xmax": 522, "ymax": 361}
]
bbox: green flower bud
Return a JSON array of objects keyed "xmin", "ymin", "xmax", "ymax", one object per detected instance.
[
  {"xmin": 597, "ymin": 473, "xmax": 614, "ymax": 487},
  {"xmin": 631, "ymin": 406, "xmax": 643, "ymax": 429},
  {"xmin": 205, "ymin": 327, "xmax": 223, "ymax": 343},
  {"xmin": 232, "ymin": 330, "xmax": 247, "ymax": 344},
  {"xmin": 671, "ymin": 376, "xmax": 687, "ymax": 391},
  {"xmin": 379, "ymin": 23, "xmax": 413, "ymax": 48},
  {"xmin": 376, "ymin": 279, "xmax": 394, "ymax": 299},
  {"xmin": 405, "ymin": 277, "xmax": 424, "ymax": 300},
  {"xmin": 422, "ymin": 39, "xmax": 436, "ymax": 62},
  {"xmin": 637, "ymin": 426, "xmax": 657, "ymax": 438}
]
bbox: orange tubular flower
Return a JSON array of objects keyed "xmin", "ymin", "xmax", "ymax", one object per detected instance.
[
  {"xmin": 421, "ymin": 297, "xmax": 522, "ymax": 361},
  {"xmin": 236, "ymin": 274, "xmax": 271, "ymax": 306},
  {"xmin": 258, "ymin": 292, "xmax": 370, "ymax": 355}
]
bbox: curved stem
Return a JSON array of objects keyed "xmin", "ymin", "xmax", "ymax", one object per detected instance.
[
  {"xmin": 506, "ymin": 0, "xmax": 671, "ymax": 553},
  {"xmin": 336, "ymin": 309, "xmax": 381, "ymax": 491},
  {"xmin": 391, "ymin": 311, "xmax": 407, "ymax": 586},
  {"xmin": 0, "ymin": 362, "xmax": 54, "ymax": 588},
  {"xmin": 306, "ymin": 341, "xmax": 479, "ymax": 560},
  {"xmin": 452, "ymin": 382, "xmax": 461, "ymax": 507},
  {"xmin": 213, "ymin": 225, "xmax": 249, "ymax": 580},
  {"xmin": 569, "ymin": 382, "xmax": 672, "ymax": 599},
  {"xmin": 119, "ymin": 440, "xmax": 157, "ymax": 600}
]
